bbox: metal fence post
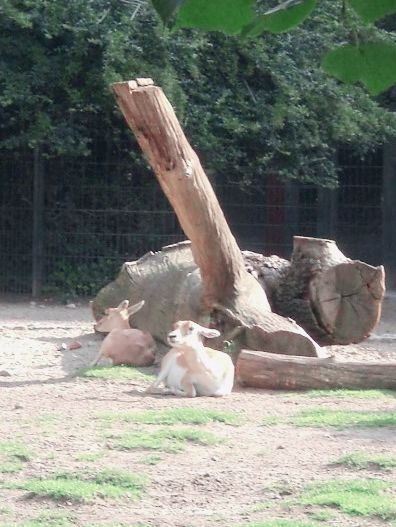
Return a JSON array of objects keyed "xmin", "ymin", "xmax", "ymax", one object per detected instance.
[
  {"xmin": 382, "ymin": 141, "xmax": 396, "ymax": 289},
  {"xmin": 32, "ymin": 146, "xmax": 44, "ymax": 297}
]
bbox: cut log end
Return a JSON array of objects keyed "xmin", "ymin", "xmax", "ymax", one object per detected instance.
[{"xmin": 309, "ymin": 261, "xmax": 385, "ymax": 344}]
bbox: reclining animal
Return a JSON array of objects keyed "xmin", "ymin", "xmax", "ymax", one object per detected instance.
[
  {"xmin": 146, "ymin": 320, "xmax": 234, "ymax": 397},
  {"xmin": 91, "ymin": 299, "xmax": 155, "ymax": 367}
]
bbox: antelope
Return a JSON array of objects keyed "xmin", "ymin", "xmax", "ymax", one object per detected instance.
[
  {"xmin": 146, "ymin": 320, "xmax": 234, "ymax": 397},
  {"xmin": 91, "ymin": 299, "xmax": 156, "ymax": 367}
]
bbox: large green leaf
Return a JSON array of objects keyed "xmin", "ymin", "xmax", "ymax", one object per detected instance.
[
  {"xmin": 347, "ymin": 0, "xmax": 396, "ymax": 23},
  {"xmin": 173, "ymin": 0, "xmax": 255, "ymax": 35},
  {"xmin": 242, "ymin": 0, "xmax": 316, "ymax": 37},
  {"xmin": 151, "ymin": 0, "xmax": 186, "ymax": 23},
  {"xmin": 322, "ymin": 41, "xmax": 396, "ymax": 95}
]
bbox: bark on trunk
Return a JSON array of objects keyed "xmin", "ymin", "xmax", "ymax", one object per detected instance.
[
  {"xmin": 237, "ymin": 349, "xmax": 396, "ymax": 390},
  {"xmin": 273, "ymin": 236, "xmax": 385, "ymax": 344},
  {"xmin": 112, "ymin": 79, "xmax": 268, "ymax": 313}
]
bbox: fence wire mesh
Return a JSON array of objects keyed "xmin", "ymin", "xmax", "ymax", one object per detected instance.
[{"xmin": 0, "ymin": 150, "xmax": 384, "ymax": 297}]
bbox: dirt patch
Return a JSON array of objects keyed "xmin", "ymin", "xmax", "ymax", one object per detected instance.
[{"xmin": 0, "ymin": 295, "xmax": 395, "ymax": 527}]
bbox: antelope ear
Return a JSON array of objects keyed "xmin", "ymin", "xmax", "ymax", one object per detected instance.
[
  {"xmin": 199, "ymin": 326, "xmax": 221, "ymax": 339},
  {"xmin": 127, "ymin": 300, "xmax": 145, "ymax": 316},
  {"xmin": 116, "ymin": 300, "xmax": 129, "ymax": 311}
]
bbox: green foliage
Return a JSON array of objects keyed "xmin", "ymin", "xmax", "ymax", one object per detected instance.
[
  {"xmin": 300, "ymin": 479, "xmax": 396, "ymax": 518},
  {"xmin": 242, "ymin": 0, "xmax": 317, "ymax": 36},
  {"xmin": 348, "ymin": 0, "xmax": 396, "ymax": 24},
  {"xmin": 2, "ymin": 0, "xmax": 396, "ymax": 190},
  {"xmin": 175, "ymin": 0, "xmax": 255, "ymax": 34},
  {"xmin": 322, "ymin": 41, "xmax": 396, "ymax": 95},
  {"xmin": 152, "ymin": 0, "xmax": 396, "ymax": 93},
  {"xmin": 291, "ymin": 408, "xmax": 396, "ymax": 427}
]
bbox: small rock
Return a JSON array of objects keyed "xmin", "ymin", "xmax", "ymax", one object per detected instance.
[
  {"xmin": 39, "ymin": 304, "xmax": 46, "ymax": 309},
  {"xmin": 87, "ymin": 341, "xmax": 96, "ymax": 347},
  {"xmin": 0, "ymin": 370, "xmax": 11, "ymax": 377},
  {"xmin": 276, "ymin": 445, "xmax": 285, "ymax": 449},
  {"xmin": 66, "ymin": 303, "xmax": 76, "ymax": 309},
  {"xmin": 58, "ymin": 343, "xmax": 68, "ymax": 351},
  {"xmin": 14, "ymin": 403, "xmax": 23, "ymax": 409},
  {"xmin": 29, "ymin": 301, "xmax": 37, "ymax": 307},
  {"xmin": 69, "ymin": 341, "xmax": 82, "ymax": 350}
]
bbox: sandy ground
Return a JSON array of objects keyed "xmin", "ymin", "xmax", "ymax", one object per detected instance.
[{"xmin": 0, "ymin": 294, "xmax": 395, "ymax": 526}]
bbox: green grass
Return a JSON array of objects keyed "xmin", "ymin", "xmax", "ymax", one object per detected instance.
[
  {"xmin": 307, "ymin": 510, "xmax": 334, "ymax": 522},
  {"xmin": 302, "ymin": 388, "xmax": 395, "ymax": 399},
  {"xmin": 139, "ymin": 454, "xmax": 162, "ymax": 465},
  {"xmin": 239, "ymin": 521, "xmax": 320, "ymax": 527},
  {"xmin": 0, "ymin": 460, "xmax": 25, "ymax": 474},
  {"xmin": 10, "ymin": 469, "xmax": 147, "ymax": 503},
  {"xmin": 76, "ymin": 365, "xmax": 154, "ymax": 382},
  {"xmin": 1, "ymin": 512, "xmax": 76, "ymax": 527},
  {"xmin": 97, "ymin": 407, "xmax": 242, "ymax": 426},
  {"xmin": 110, "ymin": 427, "xmax": 222, "ymax": 453},
  {"xmin": 75, "ymin": 451, "xmax": 104, "ymax": 462},
  {"xmin": 335, "ymin": 451, "xmax": 396, "ymax": 470},
  {"xmin": 0, "ymin": 441, "xmax": 31, "ymax": 461},
  {"xmin": 300, "ymin": 479, "xmax": 396, "ymax": 519},
  {"xmin": 0, "ymin": 441, "xmax": 32, "ymax": 473},
  {"xmin": 291, "ymin": 408, "xmax": 396, "ymax": 428}
]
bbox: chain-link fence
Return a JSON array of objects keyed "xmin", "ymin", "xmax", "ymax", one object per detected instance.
[{"xmin": 0, "ymin": 149, "xmax": 388, "ymax": 297}]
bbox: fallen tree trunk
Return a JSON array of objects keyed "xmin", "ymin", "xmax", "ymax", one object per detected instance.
[
  {"xmin": 92, "ymin": 78, "xmax": 323, "ymax": 358},
  {"xmin": 237, "ymin": 349, "xmax": 396, "ymax": 390},
  {"xmin": 273, "ymin": 236, "xmax": 385, "ymax": 344}
]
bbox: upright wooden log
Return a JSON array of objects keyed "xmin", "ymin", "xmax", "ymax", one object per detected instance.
[
  {"xmin": 112, "ymin": 79, "xmax": 267, "ymax": 313},
  {"xmin": 274, "ymin": 236, "xmax": 385, "ymax": 344},
  {"xmin": 101, "ymin": 79, "xmax": 323, "ymax": 358},
  {"xmin": 237, "ymin": 350, "xmax": 396, "ymax": 390}
]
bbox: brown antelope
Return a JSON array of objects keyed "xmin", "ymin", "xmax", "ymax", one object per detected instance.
[{"xmin": 91, "ymin": 300, "xmax": 155, "ymax": 367}]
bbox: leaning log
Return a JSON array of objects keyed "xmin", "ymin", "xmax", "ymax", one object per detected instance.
[
  {"xmin": 92, "ymin": 79, "xmax": 323, "ymax": 358},
  {"xmin": 273, "ymin": 236, "xmax": 385, "ymax": 344},
  {"xmin": 236, "ymin": 350, "xmax": 396, "ymax": 390}
]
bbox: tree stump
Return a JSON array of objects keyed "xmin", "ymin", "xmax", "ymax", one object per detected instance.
[
  {"xmin": 237, "ymin": 350, "xmax": 396, "ymax": 390},
  {"xmin": 273, "ymin": 236, "xmax": 385, "ymax": 344}
]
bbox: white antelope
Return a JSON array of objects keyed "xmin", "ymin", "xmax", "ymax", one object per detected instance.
[
  {"xmin": 91, "ymin": 300, "xmax": 156, "ymax": 367},
  {"xmin": 146, "ymin": 320, "xmax": 234, "ymax": 397}
]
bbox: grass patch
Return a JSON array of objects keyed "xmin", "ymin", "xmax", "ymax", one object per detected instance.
[
  {"xmin": 335, "ymin": 451, "xmax": 396, "ymax": 470},
  {"xmin": 98, "ymin": 407, "xmax": 242, "ymax": 426},
  {"xmin": 302, "ymin": 388, "xmax": 395, "ymax": 399},
  {"xmin": 0, "ymin": 441, "xmax": 31, "ymax": 462},
  {"xmin": 301, "ymin": 479, "xmax": 396, "ymax": 519},
  {"xmin": 2, "ymin": 511, "xmax": 76, "ymax": 527},
  {"xmin": 291, "ymin": 408, "xmax": 396, "ymax": 428},
  {"xmin": 75, "ymin": 452, "xmax": 104, "ymax": 462},
  {"xmin": 308, "ymin": 510, "xmax": 334, "ymax": 522},
  {"xmin": 77, "ymin": 365, "xmax": 154, "ymax": 382},
  {"xmin": 0, "ymin": 441, "xmax": 32, "ymax": 473},
  {"xmin": 239, "ymin": 521, "xmax": 320, "ymax": 527},
  {"xmin": 0, "ymin": 460, "xmax": 25, "ymax": 474},
  {"xmin": 110, "ymin": 427, "xmax": 222, "ymax": 453},
  {"xmin": 140, "ymin": 454, "xmax": 162, "ymax": 465},
  {"xmin": 10, "ymin": 469, "xmax": 147, "ymax": 503}
]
